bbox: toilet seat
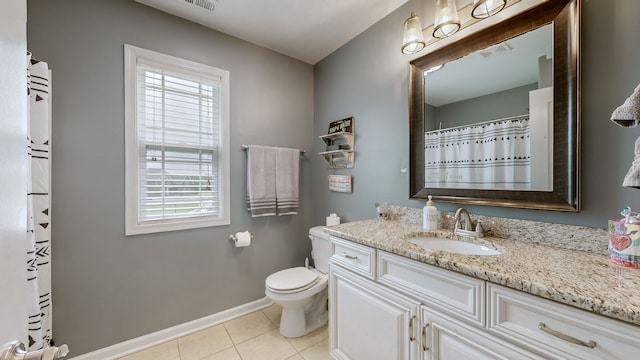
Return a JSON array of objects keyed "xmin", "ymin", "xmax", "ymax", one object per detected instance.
[{"xmin": 265, "ymin": 267, "xmax": 320, "ymax": 294}]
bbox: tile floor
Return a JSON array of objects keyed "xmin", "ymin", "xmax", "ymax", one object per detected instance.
[{"xmin": 118, "ymin": 304, "xmax": 333, "ymax": 360}]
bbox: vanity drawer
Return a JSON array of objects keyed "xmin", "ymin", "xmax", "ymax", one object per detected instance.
[
  {"xmin": 487, "ymin": 284, "xmax": 640, "ymax": 360},
  {"xmin": 377, "ymin": 251, "xmax": 485, "ymax": 326},
  {"xmin": 329, "ymin": 237, "xmax": 376, "ymax": 279}
]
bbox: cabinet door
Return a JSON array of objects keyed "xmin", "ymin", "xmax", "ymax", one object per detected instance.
[
  {"xmin": 423, "ymin": 308, "xmax": 543, "ymax": 360},
  {"xmin": 330, "ymin": 266, "xmax": 421, "ymax": 360}
]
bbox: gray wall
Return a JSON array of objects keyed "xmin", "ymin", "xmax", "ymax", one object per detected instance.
[
  {"xmin": 433, "ymin": 83, "xmax": 537, "ymax": 129},
  {"xmin": 27, "ymin": 0, "xmax": 314, "ymax": 356},
  {"xmin": 312, "ymin": 0, "xmax": 640, "ymax": 227}
]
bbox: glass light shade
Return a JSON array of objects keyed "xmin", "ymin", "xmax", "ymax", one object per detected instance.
[
  {"xmin": 471, "ymin": 0, "xmax": 507, "ymax": 19},
  {"xmin": 424, "ymin": 64, "xmax": 444, "ymax": 74},
  {"xmin": 433, "ymin": 0, "xmax": 461, "ymax": 39},
  {"xmin": 402, "ymin": 12, "xmax": 426, "ymax": 55}
]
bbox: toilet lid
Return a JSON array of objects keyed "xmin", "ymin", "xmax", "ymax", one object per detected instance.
[{"xmin": 266, "ymin": 267, "xmax": 320, "ymax": 293}]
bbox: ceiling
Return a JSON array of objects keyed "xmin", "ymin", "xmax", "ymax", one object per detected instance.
[
  {"xmin": 135, "ymin": 0, "xmax": 408, "ymax": 64},
  {"xmin": 425, "ymin": 22, "xmax": 552, "ymax": 106}
]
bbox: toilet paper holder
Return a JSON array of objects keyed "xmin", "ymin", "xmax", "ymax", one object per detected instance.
[{"xmin": 228, "ymin": 231, "xmax": 254, "ymax": 242}]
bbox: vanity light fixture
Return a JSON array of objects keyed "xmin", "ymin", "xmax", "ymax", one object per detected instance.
[
  {"xmin": 401, "ymin": 12, "xmax": 426, "ymax": 55},
  {"xmin": 471, "ymin": 0, "xmax": 507, "ymax": 19},
  {"xmin": 424, "ymin": 64, "xmax": 444, "ymax": 74},
  {"xmin": 433, "ymin": 0, "xmax": 461, "ymax": 39},
  {"xmin": 401, "ymin": 0, "xmax": 515, "ymax": 55}
]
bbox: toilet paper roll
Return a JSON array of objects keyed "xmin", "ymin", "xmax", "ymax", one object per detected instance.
[{"xmin": 235, "ymin": 231, "xmax": 252, "ymax": 247}]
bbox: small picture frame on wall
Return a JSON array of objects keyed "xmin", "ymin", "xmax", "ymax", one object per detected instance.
[
  {"xmin": 328, "ymin": 175, "xmax": 352, "ymax": 193},
  {"xmin": 328, "ymin": 117, "xmax": 354, "ymax": 134}
]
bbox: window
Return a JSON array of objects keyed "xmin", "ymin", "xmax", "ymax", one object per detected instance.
[{"xmin": 124, "ymin": 45, "xmax": 230, "ymax": 235}]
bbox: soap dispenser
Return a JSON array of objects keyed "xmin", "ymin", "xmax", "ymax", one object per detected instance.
[{"xmin": 423, "ymin": 195, "xmax": 438, "ymax": 230}]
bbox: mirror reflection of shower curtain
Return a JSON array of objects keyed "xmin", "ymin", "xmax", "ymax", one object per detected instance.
[
  {"xmin": 26, "ymin": 53, "xmax": 52, "ymax": 350},
  {"xmin": 424, "ymin": 118, "xmax": 531, "ymax": 190}
]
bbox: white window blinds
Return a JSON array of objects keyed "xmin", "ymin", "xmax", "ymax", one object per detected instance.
[{"xmin": 125, "ymin": 45, "xmax": 230, "ymax": 235}]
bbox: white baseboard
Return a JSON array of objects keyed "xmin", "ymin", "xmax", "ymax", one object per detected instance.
[{"xmin": 69, "ymin": 297, "xmax": 273, "ymax": 360}]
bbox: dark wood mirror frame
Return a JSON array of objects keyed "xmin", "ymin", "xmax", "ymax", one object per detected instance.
[{"xmin": 409, "ymin": 0, "xmax": 580, "ymax": 211}]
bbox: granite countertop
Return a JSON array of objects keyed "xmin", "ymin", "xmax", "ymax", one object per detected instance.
[{"xmin": 323, "ymin": 218, "xmax": 640, "ymax": 327}]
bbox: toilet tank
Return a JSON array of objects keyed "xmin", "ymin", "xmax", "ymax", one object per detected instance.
[{"xmin": 309, "ymin": 226, "xmax": 331, "ymax": 274}]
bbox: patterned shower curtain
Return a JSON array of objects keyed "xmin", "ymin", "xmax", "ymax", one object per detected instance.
[
  {"xmin": 424, "ymin": 117, "xmax": 531, "ymax": 190},
  {"xmin": 26, "ymin": 53, "xmax": 52, "ymax": 350}
]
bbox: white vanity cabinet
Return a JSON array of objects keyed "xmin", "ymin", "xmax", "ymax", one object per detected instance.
[
  {"xmin": 328, "ymin": 235, "xmax": 639, "ymax": 360},
  {"xmin": 328, "ymin": 237, "xmax": 540, "ymax": 360}
]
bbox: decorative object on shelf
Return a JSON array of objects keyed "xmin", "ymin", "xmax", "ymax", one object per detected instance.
[
  {"xmin": 320, "ymin": 117, "xmax": 354, "ymax": 169},
  {"xmin": 402, "ymin": 0, "xmax": 517, "ymax": 54},
  {"xmin": 610, "ymin": 83, "xmax": 640, "ymax": 188},
  {"xmin": 328, "ymin": 174, "xmax": 352, "ymax": 193},
  {"xmin": 328, "ymin": 117, "xmax": 354, "ymax": 134}
]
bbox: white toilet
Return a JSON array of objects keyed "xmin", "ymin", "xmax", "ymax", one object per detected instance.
[{"xmin": 265, "ymin": 226, "xmax": 331, "ymax": 338}]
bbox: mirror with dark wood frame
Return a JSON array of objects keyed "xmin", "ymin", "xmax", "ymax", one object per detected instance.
[{"xmin": 409, "ymin": 0, "xmax": 580, "ymax": 211}]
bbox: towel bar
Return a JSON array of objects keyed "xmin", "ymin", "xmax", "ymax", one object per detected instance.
[{"xmin": 241, "ymin": 144, "xmax": 305, "ymax": 154}]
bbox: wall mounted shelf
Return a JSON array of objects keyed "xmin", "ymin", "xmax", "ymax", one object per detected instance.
[{"xmin": 319, "ymin": 130, "xmax": 354, "ymax": 168}]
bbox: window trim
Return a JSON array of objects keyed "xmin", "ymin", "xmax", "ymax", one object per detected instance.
[{"xmin": 124, "ymin": 44, "xmax": 230, "ymax": 235}]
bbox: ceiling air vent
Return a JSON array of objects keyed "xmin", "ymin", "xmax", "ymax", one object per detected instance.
[
  {"xmin": 477, "ymin": 42, "xmax": 513, "ymax": 59},
  {"xmin": 181, "ymin": 0, "xmax": 217, "ymax": 12}
]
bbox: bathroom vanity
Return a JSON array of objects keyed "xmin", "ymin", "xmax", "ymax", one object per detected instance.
[{"xmin": 325, "ymin": 217, "xmax": 640, "ymax": 360}]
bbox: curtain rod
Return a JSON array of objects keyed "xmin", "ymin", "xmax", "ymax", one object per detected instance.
[
  {"xmin": 433, "ymin": 114, "xmax": 529, "ymax": 133},
  {"xmin": 241, "ymin": 144, "xmax": 305, "ymax": 154}
]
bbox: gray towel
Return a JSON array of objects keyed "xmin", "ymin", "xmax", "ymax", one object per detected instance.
[
  {"xmin": 275, "ymin": 147, "xmax": 299, "ymax": 215},
  {"xmin": 246, "ymin": 146, "xmax": 277, "ymax": 217},
  {"xmin": 623, "ymin": 136, "xmax": 640, "ymax": 189},
  {"xmin": 612, "ymin": 83, "xmax": 640, "ymax": 127}
]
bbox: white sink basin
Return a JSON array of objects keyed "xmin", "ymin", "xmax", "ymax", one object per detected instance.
[{"xmin": 408, "ymin": 237, "xmax": 502, "ymax": 256}]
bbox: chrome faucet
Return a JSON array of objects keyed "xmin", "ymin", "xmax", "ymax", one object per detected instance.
[{"xmin": 453, "ymin": 208, "xmax": 483, "ymax": 238}]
